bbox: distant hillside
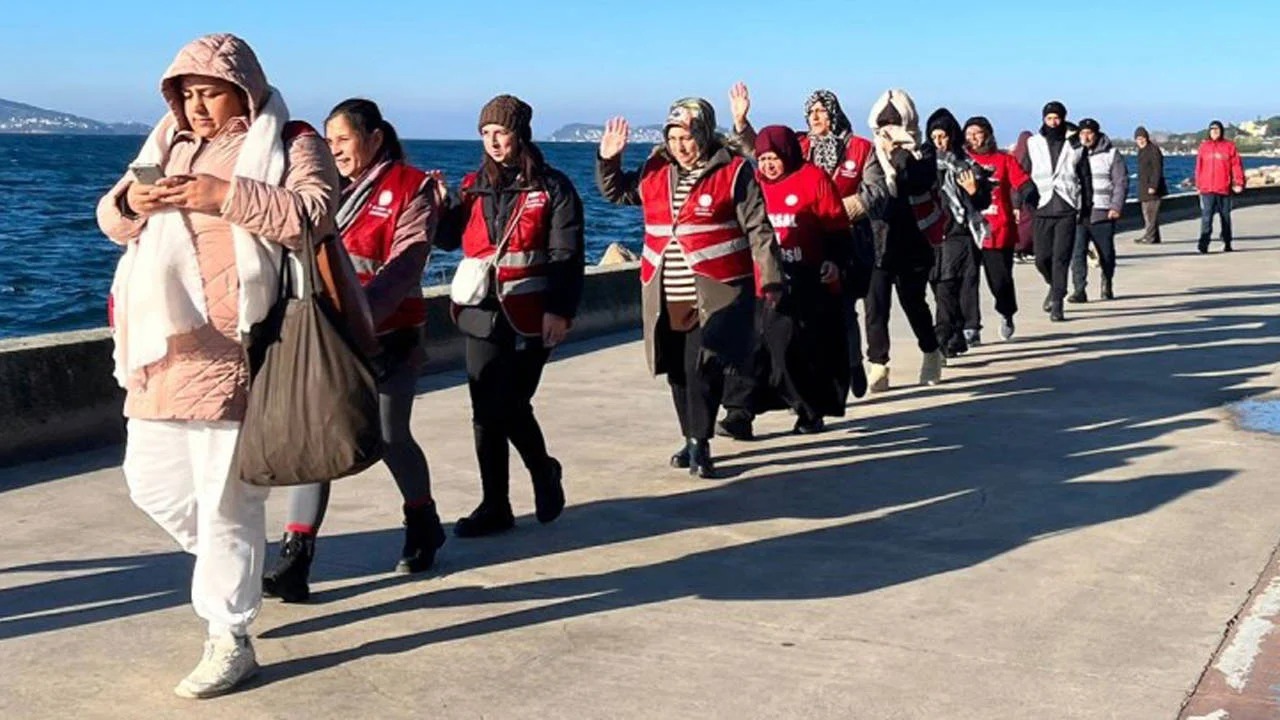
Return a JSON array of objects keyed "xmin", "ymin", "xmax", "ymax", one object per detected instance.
[
  {"xmin": 548, "ymin": 123, "xmax": 666, "ymax": 143},
  {"xmin": 0, "ymin": 98, "xmax": 149, "ymax": 135}
]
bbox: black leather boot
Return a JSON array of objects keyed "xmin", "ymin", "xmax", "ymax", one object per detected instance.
[
  {"xmin": 396, "ymin": 504, "xmax": 446, "ymax": 574},
  {"xmin": 687, "ymin": 438, "xmax": 718, "ymax": 479},
  {"xmin": 263, "ymin": 532, "xmax": 314, "ymax": 603},
  {"xmin": 454, "ymin": 502, "xmax": 516, "ymax": 538},
  {"xmin": 1101, "ymin": 277, "xmax": 1114, "ymax": 300},
  {"xmin": 670, "ymin": 445, "xmax": 691, "ymax": 469},
  {"xmin": 532, "ymin": 457, "xmax": 565, "ymax": 524}
]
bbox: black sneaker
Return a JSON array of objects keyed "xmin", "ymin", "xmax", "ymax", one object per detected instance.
[
  {"xmin": 263, "ymin": 532, "xmax": 314, "ymax": 603},
  {"xmin": 1224, "ymin": 241, "xmax": 1234, "ymax": 253},
  {"xmin": 1101, "ymin": 279, "xmax": 1114, "ymax": 301},
  {"xmin": 454, "ymin": 503, "xmax": 515, "ymax": 538},
  {"xmin": 532, "ymin": 457, "xmax": 565, "ymax": 524},
  {"xmin": 396, "ymin": 504, "xmax": 446, "ymax": 574},
  {"xmin": 1050, "ymin": 309, "xmax": 1066, "ymax": 322},
  {"xmin": 1198, "ymin": 237, "xmax": 1210, "ymax": 254},
  {"xmin": 715, "ymin": 411, "xmax": 754, "ymax": 441},
  {"xmin": 1042, "ymin": 291, "xmax": 1053, "ymax": 313},
  {"xmin": 1066, "ymin": 290, "xmax": 1088, "ymax": 304}
]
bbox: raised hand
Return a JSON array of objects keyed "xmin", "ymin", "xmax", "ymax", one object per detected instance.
[
  {"xmin": 729, "ymin": 81, "xmax": 751, "ymax": 130},
  {"xmin": 599, "ymin": 116, "xmax": 629, "ymax": 160},
  {"xmin": 958, "ymin": 169, "xmax": 978, "ymax": 196}
]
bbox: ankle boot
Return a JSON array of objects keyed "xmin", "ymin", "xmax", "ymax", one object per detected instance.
[
  {"xmin": 396, "ymin": 504, "xmax": 446, "ymax": 574},
  {"xmin": 670, "ymin": 444, "xmax": 691, "ymax": 469},
  {"xmin": 687, "ymin": 438, "xmax": 717, "ymax": 479},
  {"xmin": 263, "ymin": 532, "xmax": 314, "ymax": 603},
  {"xmin": 1101, "ymin": 277, "xmax": 1114, "ymax": 300},
  {"xmin": 454, "ymin": 502, "xmax": 516, "ymax": 538},
  {"xmin": 532, "ymin": 457, "xmax": 565, "ymax": 525}
]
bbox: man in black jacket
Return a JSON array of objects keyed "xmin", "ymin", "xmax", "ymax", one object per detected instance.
[
  {"xmin": 1020, "ymin": 101, "xmax": 1092, "ymax": 322},
  {"xmin": 1134, "ymin": 126, "xmax": 1167, "ymax": 244}
]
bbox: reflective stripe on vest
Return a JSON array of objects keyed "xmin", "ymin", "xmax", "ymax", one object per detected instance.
[
  {"xmin": 348, "ymin": 253, "xmax": 381, "ymax": 276},
  {"xmin": 1089, "ymin": 147, "xmax": 1118, "ymax": 211},
  {"xmin": 1028, "ymin": 135, "xmax": 1082, "ymax": 209},
  {"xmin": 638, "ymin": 156, "xmax": 754, "ymax": 285}
]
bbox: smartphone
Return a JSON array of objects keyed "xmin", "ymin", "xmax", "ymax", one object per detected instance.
[{"xmin": 129, "ymin": 163, "xmax": 165, "ymax": 185}]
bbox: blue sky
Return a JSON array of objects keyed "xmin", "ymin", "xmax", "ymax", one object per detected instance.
[{"xmin": 3, "ymin": 0, "xmax": 1277, "ymax": 140}]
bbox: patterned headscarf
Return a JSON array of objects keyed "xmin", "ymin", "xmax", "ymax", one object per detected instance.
[
  {"xmin": 805, "ymin": 89, "xmax": 851, "ymax": 174},
  {"xmin": 665, "ymin": 97, "xmax": 718, "ymax": 158}
]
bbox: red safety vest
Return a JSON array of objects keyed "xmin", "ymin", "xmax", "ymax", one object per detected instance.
[
  {"xmin": 454, "ymin": 172, "xmax": 552, "ymax": 337},
  {"xmin": 638, "ymin": 155, "xmax": 754, "ymax": 286},
  {"xmin": 757, "ymin": 162, "xmax": 841, "ymax": 268},
  {"xmin": 911, "ymin": 186, "xmax": 948, "ymax": 247},
  {"xmin": 342, "ymin": 162, "xmax": 429, "ymax": 333},
  {"xmin": 799, "ymin": 133, "xmax": 874, "ymax": 198}
]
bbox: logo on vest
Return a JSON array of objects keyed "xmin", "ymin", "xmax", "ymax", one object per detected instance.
[
  {"xmin": 524, "ymin": 191, "xmax": 548, "ymax": 210},
  {"xmin": 844, "ymin": 160, "xmax": 856, "ymax": 170},
  {"xmin": 698, "ymin": 194, "xmax": 713, "ymax": 208},
  {"xmin": 784, "ymin": 194, "xmax": 799, "ymax": 207},
  {"xmin": 378, "ymin": 190, "xmax": 393, "ymax": 206}
]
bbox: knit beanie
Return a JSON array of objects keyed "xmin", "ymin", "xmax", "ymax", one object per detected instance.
[
  {"xmin": 478, "ymin": 94, "xmax": 534, "ymax": 142},
  {"xmin": 1042, "ymin": 101, "xmax": 1068, "ymax": 120},
  {"xmin": 1134, "ymin": 126, "xmax": 1150, "ymax": 141},
  {"xmin": 1078, "ymin": 118, "xmax": 1101, "ymax": 133}
]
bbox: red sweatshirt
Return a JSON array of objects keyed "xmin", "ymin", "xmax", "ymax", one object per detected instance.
[
  {"xmin": 1195, "ymin": 138, "xmax": 1245, "ymax": 195},
  {"xmin": 967, "ymin": 149, "xmax": 1031, "ymax": 251}
]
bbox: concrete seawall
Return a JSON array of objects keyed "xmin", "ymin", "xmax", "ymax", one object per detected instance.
[{"xmin": 2, "ymin": 186, "xmax": 1278, "ymax": 467}]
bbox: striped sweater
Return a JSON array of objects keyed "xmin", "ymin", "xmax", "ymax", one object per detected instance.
[{"xmin": 662, "ymin": 162, "xmax": 706, "ymax": 304}]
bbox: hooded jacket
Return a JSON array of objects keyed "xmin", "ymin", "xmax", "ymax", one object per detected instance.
[
  {"xmin": 1195, "ymin": 136, "xmax": 1245, "ymax": 196},
  {"xmin": 926, "ymin": 109, "xmax": 993, "ymax": 244},
  {"xmin": 96, "ymin": 34, "xmax": 339, "ymax": 422}
]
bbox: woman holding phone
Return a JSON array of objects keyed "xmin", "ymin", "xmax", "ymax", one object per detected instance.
[{"xmin": 95, "ymin": 33, "xmax": 338, "ymax": 698}]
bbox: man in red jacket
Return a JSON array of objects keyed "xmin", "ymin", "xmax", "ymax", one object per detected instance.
[{"xmin": 1195, "ymin": 120, "xmax": 1245, "ymax": 253}]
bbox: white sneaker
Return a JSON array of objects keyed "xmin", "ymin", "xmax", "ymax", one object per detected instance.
[
  {"xmin": 868, "ymin": 363, "xmax": 890, "ymax": 393},
  {"xmin": 920, "ymin": 350, "xmax": 944, "ymax": 386},
  {"xmin": 999, "ymin": 315, "xmax": 1015, "ymax": 341},
  {"xmin": 174, "ymin": 634, "xmax": 259, "ymax": 699}
]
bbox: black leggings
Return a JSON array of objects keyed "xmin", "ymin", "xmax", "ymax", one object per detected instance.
[
  {"xmin": 466, "ymin": 316, "xmax": 552, "ymax": 509},
  {"xmin": 284, "ymin": 350, "xmax": 432, "ymax": 533}
]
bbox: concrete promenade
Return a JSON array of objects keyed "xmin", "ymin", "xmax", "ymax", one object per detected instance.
[{"xmin": 3, "ymin": 207, "xmax": 1280, "ymax": 719}]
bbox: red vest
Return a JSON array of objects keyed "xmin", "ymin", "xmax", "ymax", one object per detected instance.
[
  {"xmin": 757, "ymin": 163, "xmax": 836, "ymax": 268},
  {"xmin": 911, "ymin": 187, "xmax": 948, "ymax": 246},
  {"xmin": 455, "ymin": 172, "xmax": 553, "ymax": 336},
  {"xmin": 638, "ymin": 155, "xmax": 754, "ymax": 286},
  {"xmin": 342, "ymin": 162, "xmax": 429, "ymax": 333},
  {"xmin": 969, "ymin": 149, "xmax": 1026, "ymax": 250},
  {"xmin": 799, "ymin": 132, "xmax": 874, "ymax": 198}
]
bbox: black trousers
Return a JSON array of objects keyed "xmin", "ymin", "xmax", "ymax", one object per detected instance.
[
  {"xmin": 1033, "ymin": 214, "xmax": 1076, "ymax": 308},
  {"xmin": 961, "ymin": 247, "xmax": 981, "ymax": 332},
  {"xmin": 1072, "ymin": 220, "xmax": 1117, "ymax": 293},
  {"xmin": 465, "ymin": 317, "xmax": 552, "ymax": 508},
  {"xmin": 982, "ymin": 247, "xmax": 1018, "ymax": 318},
  {"xmin": 865, "ymin": 266, "xmax": 938, "ymax": 365},
  {"xmin": 663, "ymin": 324, "xmax": 725, "ymax": 441},
  {"xmin": 842, "ymin": 290, "xmax": 865, "ymax": 367}
]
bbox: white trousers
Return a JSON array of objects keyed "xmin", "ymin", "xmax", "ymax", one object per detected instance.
[{"xmin": 123, "ymin": 419, "xmax": 269, "ymax": 637}]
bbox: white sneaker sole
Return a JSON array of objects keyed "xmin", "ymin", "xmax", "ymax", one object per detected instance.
[{"xmin": 174, "ymin": 661, "xmax": 259, "ymax": 699}]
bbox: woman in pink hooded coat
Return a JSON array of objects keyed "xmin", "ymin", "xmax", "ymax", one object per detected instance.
[{"xmin": 96, "ymin": 33, "xmax": 339, "ymax": 698}]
